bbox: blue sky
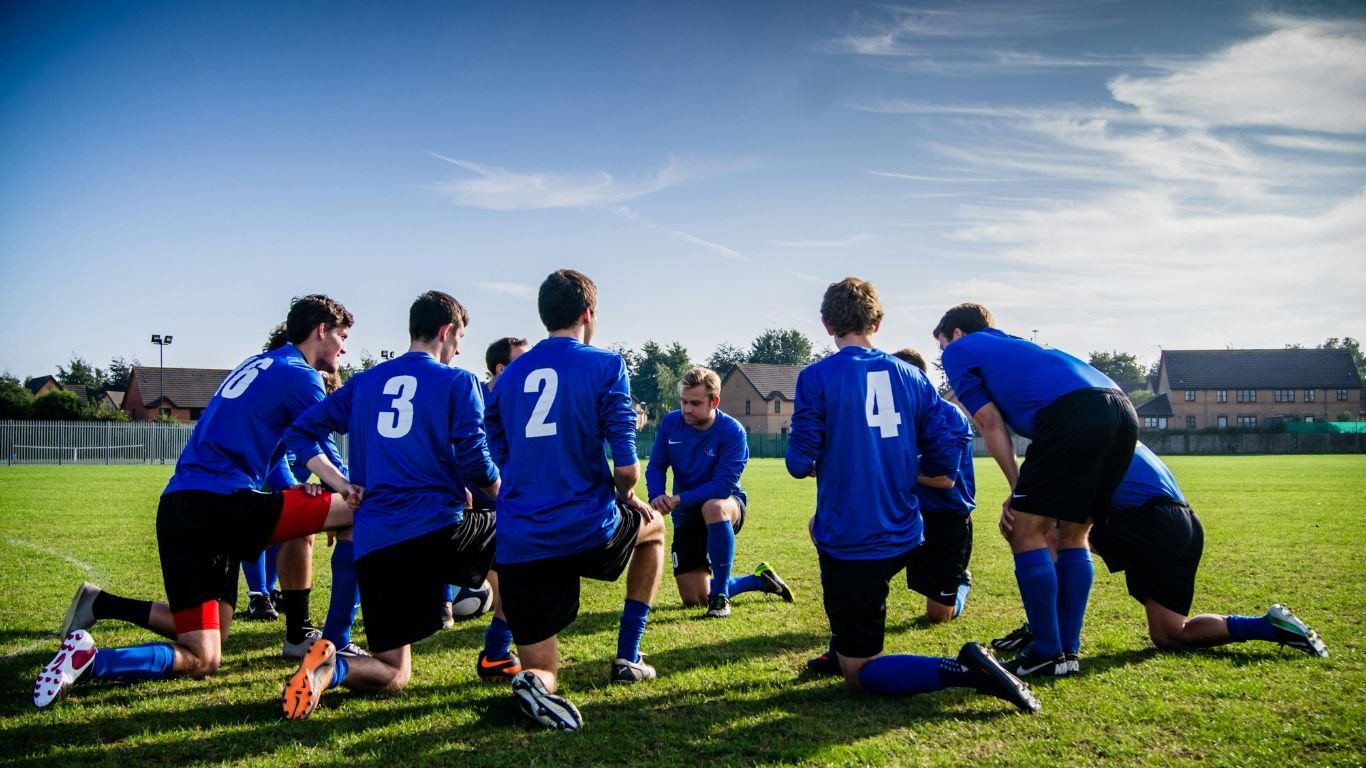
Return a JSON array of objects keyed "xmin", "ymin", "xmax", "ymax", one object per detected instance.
[{"xmin": 2, "ymin": 0, "xmax": 1363, "ymax": 381}]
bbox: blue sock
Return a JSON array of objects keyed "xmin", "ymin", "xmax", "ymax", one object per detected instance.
[
  {"xmin": 443, "ymin": 584, "xmax": 456, "ymax": 602},
  {"xmin": 856, "ymin": 655, "xmax": 945, "ymax": 696},
  {"xmin": 1055, "ymin": 548, "xmax": 1093, "ymax": 655},
  {"xmin": 707, "ymin": 521, "xmax": 736, "ymax": 599},
  {"xmin": 727, "ymin": 574, "xmax": 765, "ymax": 596},
  {"xmin": 954, "ymin": 580, "xmax": 971, "ymax": 618},
  {"xmin": 1014, "ymin": 547, "xmax": 1062, "ymax": 659},
  {"xmin": 90, "ymin": 643, "xmax": 175, "ymax": 681},
  {"xmin": 483, "ymin": 616, "xmax": 514, "ymax": 660},
  {"xmin": 265, "ymin": 545, "xmax": 280, "ymax": 592},
  {"xmin": 242, "ymin": 552, "xmax": 268, "ymax": 595},
  {"xmin": 1226, "ymin": 615, "xmax": 1278, "ymax": 643},
  {"xmin": 616, "ymin": 599, "xmax": 651, "ymax": 663},
  {"xmin": 323, "ymin": 540, "xmax": 359, "ymax": 647},
  {"xmin": 937, "ymin": 657, "xmax": 975, "ymax": 688},
  {"xmin": 329, "ymin": 654, "xmax": 349, "ymax": 690}
]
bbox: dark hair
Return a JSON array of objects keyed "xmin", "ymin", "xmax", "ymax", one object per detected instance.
[
  {"xmin": 820, "ymin": 277, "xmax": 884, "ymax": 336},
  {"xmin": 263, "ymin": 323, "xmax": 288, "ymax": 352},
  {"xmin": 409, "ymin": 290, "xmax": 469, "ymax": 341},
  {"xmin": 538, "ymin": 269, "xmax": 597, "ymax": 332},
  {"xmin": 486, "ymin": 337, "xmax": 528, "ymax": 376},
  {"xmin": 932, "ymin": 303, "xmax": 994, "ymax": 340},
  {"xmin": 892, "ymin": 348, "xmax": 926, "ymax": 372},
  {"xmin": 286, "ymin": 295, "xmax": 354, "ymax": 345}
]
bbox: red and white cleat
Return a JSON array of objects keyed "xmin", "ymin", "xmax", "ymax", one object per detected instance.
[{"xmin": 34, "ymin": 630, "xmax": 97, "ymax": 708}]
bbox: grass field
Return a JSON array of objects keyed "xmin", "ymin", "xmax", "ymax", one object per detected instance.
[{"xmin": 1, "ymin": 456, "xmax": 1364, "ymax": 767}]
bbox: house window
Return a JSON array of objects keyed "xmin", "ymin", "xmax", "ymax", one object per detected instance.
[
  {"xmin": 1143, "ymin": 417, "xmax": 1167, "ymax": 429},
  {"xmin": 1305, "ymin": 389, "xmax": 1316, "ymax": 402},
  {"xmin": 1184, "ymin": 390, "xmax": 1195, "ymax": 401},
  {"xmin": 1274, "ymin": 389, "xmax": 1294, "ymax": 402},
  {"xmin": 1186, "ymin": 415, "xmax": 1196, "ymax": 429},
  {"xmin": 1237, "ymin": 415, "xmax": 1257, "ymax": 428},
  {"xmin": 1337, "ymin": 388, "xmax": 1349, "ymax": 401},
  {"xmin": 773, "ymin": 399, "xmax": 781, "ymax": 414},
  {"xmin": 1217, "ymin": 415, "xmax": 1228, "ymax": 428},
  {"xmin": 1216, "ymin": 389, "xmax": 1227, "ymax": 403},
  {"xmin": 744, "ymin": 400, "xmax": 751, "ymax": 415},
  {"xmin": 1305, "ymin": 416, "xmax": 1315, "ymax": 423},
  {"xmin": 1236, "ymin": 389, "xmax": 1256, "ymax": 403}
]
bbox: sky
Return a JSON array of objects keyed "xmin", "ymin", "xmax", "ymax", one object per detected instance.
[{"xmin": 2, "ymin": 0, "xmax": 1364, "ymax": 382}]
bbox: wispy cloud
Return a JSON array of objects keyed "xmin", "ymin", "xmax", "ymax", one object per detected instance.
[
  {"xmin": 772, "ymin": 234, "xmax": 873, "ymax": 248},
  {"xmin": 664, "ymin": 229, "xmax": 747, "ymax": 261},
  {"xmin": 475, "ymin": 282, "xmax": 537, "ymax": 301},
  {"xmin": 430, "ymin": 153, "xmax": 683, "ymax": 210},
  {"xmin": 785, "ymin": 270, "xmax": 828, "ymax": 284}
]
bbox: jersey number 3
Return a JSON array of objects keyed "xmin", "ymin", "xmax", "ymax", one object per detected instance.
[
  {"xmin": 378, "ymin": 375, "xmax": 417, "ymax": 438},
  {"xmin": 524, "ymin": 368, "xmax": 558, "ymax": 438},
  {"xmin": 865, "ymin": 370, "xmax": 902, "ymax": 438}
]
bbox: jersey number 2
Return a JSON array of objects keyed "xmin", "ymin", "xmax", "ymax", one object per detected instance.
[
  {"xmin": 524, "ymin": 368, "xmax": 558, "ymax": 438},
  {"xmin": 865, "ymin": 370, "xmax": 902, "ymax": 438},
  {"xmin": 378, "ymin": 375, "xmax": 417, "ymax": 438}
]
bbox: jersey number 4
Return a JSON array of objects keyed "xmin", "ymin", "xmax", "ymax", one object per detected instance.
[
  {"xmin": 524, "ymin": 368, "xmax": 558, "ymax": 438},
  {"xmin": 378, "ymin": 375, "xmax": 417, "ymax": 439},
  {"xmin": 865, "ymin": 370, "xmax": 902, "ymax": 438}
]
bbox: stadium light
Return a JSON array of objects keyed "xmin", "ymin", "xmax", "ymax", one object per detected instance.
[
  {"xmin": 380, "ymin": 350, "xmax": 394, "ymax": 360},
  {"xmin": 150, "ymin": 334, "xmax": 173, "ymax": 420}
]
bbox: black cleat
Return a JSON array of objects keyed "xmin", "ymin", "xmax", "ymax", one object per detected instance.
[
  {"xmin": 957, "ymin": 642, "xmax": 1039, "ymax": 713},
  {"xmin": 243, "ymin": 593, "xmax": 279, "ymax": 621},
  {"xmin": 703, "ymin": 594, "xmax": 731, "ymax": 619},
  {"xmin": 805, "ymin": 652, "xmax": 841, "ymax": 677},
  {"xmin": 1003, "ymin": 652, "xmax": 1070, "ymax": 678},
  {"xmin": 990, "ymin": 622, "xmax": 1032, "ymax": 653}
]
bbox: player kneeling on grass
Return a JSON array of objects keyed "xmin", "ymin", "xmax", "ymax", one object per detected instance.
[
  {"xmin": 36, "ymin": 295, "xmax": 361, "ymax": 708},
  {"xmin": 486, "ymin": 269, "xmax": 665, "ymax": 731},
  {"xmin": 992, "ymin": 443, "xmax": 1328, "ymax": 660},
  {"xmin": 276, "ymin": 291, "xmax": 511, "ymax": 720},
  {"xmin": 646, "ymin": 366, "xmax": 794, "ymax": 619},
  {"xmin": 786, "ymin": 277, "xmax": 1037, "ymax": 714}
]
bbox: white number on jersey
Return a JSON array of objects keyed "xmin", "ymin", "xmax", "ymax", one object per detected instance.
[
  {"xmin": 218, "ymin": 357, "xmax": 274, "ymax": 400},
  {"xmin": 377, "ymin": 375, "xmax": 418, "ymax": 439},
  {"xmin": 524, "ymin": 368, "xmax": 559, "ymax": 438},
  {"xmin": 865, "ymin": 370, "xmax": 902, "ymax": 438}
]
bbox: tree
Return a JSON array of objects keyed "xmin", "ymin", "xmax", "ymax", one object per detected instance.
[
  {"xmin": 706, "ymin": 343, "xmax": 747, "ymax": 378},
  {"xmin": 58, "ymin": 356, "xmax": 104, "ymax": 393},
  {"xmin": 1087, "ymin": 350, "xmax": 1148, "ymax": 393},
  {"xmin": 609, "ymin": 344, "xmax": 643, "ymax": 381},
  {"xmin": 31, "ymin": 390, "xmax": 86, "ymax": 421},
  {"xmin": 1321, "ymin": 337, "xmax": 1365, "ymax": 379},
  {"xmin": 748, "ymin": 329, "xmax": 814, "ymax": 367},
  {"xmin": 0, "ymin": 375, "xmax": 32, "ymax": 419},
  {"xmin": 624, "ymin": 340, "xmax": 693, "ymax": 424},
  {"xmin": 103, "ymin": 356, "xmax": 137, "ymax": 393}
]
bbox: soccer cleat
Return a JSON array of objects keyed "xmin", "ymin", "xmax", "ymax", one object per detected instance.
[
  {"xmin": 1003, "ymin": 652, "xmax": 1070, "ymax": 678},
  {"xmin": 611, "ymin": 655, "xmax": 656, "ymax": 684},
  {"xmin": 33, "ymin": 630, "xmax": 97, "ymax": 708},
  {"xmin": 805, "ymin": 652, "xmax": 841, "ymax": 677},
  {"xmin": 243, "ymin": 593, "xmax": 279, "ymax": 622},
  {"xmin": 440, "ymin": 601, "xmax": 455, "ymax": 630},
  {"xmin": 336, "ymin": 642, "xmax": 370, "ymax": 658},
  {"xmin": 990, "ymin": 622, "xmax": 1033, "ymax": 653},
  {"xmin": 282, "ymin": 639, "xmax": 337, "ymax": 720},
  {"xmin": 755, "ymin": 562, "xmax": 795, "ymax": 603},
  {"xmin": 1063, "ymin": 652, "xmax": 1081, "ymax": 676},
  {"xmin": 511, "ymin": 670, "xmax": 583, "ymax": 731},
  {"xmin": 477, "ymin": 650, "xmax": 522, "ymax": 681},
  {"xmin": 283, "ymin": 628, "xmax": 323, "ymax": 660},
  {"xmin": 58, "ymin": 582, "xmax": 101, "ymax": 639},
  {"xmin": 1267, "ymin": 604, "xmax": 1329, "ymax": 658},
  {"xmin": 957, "ymin": 642, "xmax": 1039, "ymax": 714},
  {"xmin": 703, "ymin": 594, "xmax": 731, "ymax": 619},
  {"xmin": 269, "ymin": 589, "xmax": 285, "ymax": 613}
]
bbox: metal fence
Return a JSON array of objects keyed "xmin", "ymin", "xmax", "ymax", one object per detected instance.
[{"xmin": 2, "ymin": 420, "xmax": 196, "ymax": 465}]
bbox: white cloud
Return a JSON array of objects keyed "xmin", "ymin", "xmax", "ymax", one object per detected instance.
[
  {"xmin": 664, "ymin": 229, "xmax": 748, "ymax": 262},
  {"xmin": 430, "ymin": 153, "xmax": 683, "ymax": 210},
  {"xmin": 475, "ymin": 282, "xmax": 537, "ymax": 301},
  {"xmin": 772, "ymin": 234, "xmax": 873, "ymax": 248}
]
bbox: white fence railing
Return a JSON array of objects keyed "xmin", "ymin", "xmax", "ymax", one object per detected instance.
[{"xmin": 1, "ymin": 420, "xmax": 353, "ymax": 467}]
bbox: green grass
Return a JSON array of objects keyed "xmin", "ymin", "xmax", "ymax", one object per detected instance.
[{"xmin": 1, "ymin": 456, "xmax": 1364, "ymax": 767}]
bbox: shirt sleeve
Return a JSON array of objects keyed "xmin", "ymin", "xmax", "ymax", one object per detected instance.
[
  {"xmin": 678, "ymin": 418, "xmax": 748, "ymax": 508},
  {"xmin": 450, "ymin": 373, "xmax": 499, "ymax": 490},
  {"xmin": 644, "ymin": 418, "xmax": 670, "ymax": 499},
  {"xmin": 601, "ymin": 355, "xmax": 638, "ymax": 468},
  {"xmin": 485, "ymin": 378, "xmax": 507, "ymax": 466},
  {"xmin": 941, "ymin": 343, "xmax": 991, "ymax": 418},
  {"xmin": 265, "ymin": 444, "xmax": 298, "ymax": 490},
  {"xmin": 913, "ymin": 379, "xmax": 960, "ymax": 480},
  {"xmin": 283, "ymin": 377, "xmax": 353, "ymax": 467},
  {"xmin": 785, "ymin": 367, "xmax": 823, "ymax": 478}
]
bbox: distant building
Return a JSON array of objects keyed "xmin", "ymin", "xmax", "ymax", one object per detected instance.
[
  {"xmin": 25, "ymin": 376, "xmax": 89, "ymax": 403},
  {"xmin": 1151, "ymin": 348, "xmax": 1362, "ymax": 429},
  {"xmin": 99, "ymin": 390, "xmax": 125, "ymax": 410},
  {"xmin": 125, "ymin": 366, "xmax": 232, "ymax": 421},
  {"xmin": 720, "ymin": 363, "xmax": 801, "ymax": 436}
]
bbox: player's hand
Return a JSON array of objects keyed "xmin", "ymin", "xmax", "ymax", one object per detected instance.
[
  {"xmin": 627, "ymin": 494, "xmax": 655, "ymax": 523},
  {"xmin": 465, "ymin": 487, "xmax": 474, "ymax": 509},
  {"xmin": 326, "ymin": 530, "xmax": 337, "ymax": 547},
  {"xmin": 999, "ymin": 496, "xmax": 1016, "ymax": 539},
  {"xmin": 649, "ymin": 495, "xmax": 672, "ymax": 514},
  {"xmin": 340, "ymin": 483, "xmax": 364, "ymax": 510},
  {"xmin": 296, "ymin": 483, "xmax": 324, "ymax": 497}
]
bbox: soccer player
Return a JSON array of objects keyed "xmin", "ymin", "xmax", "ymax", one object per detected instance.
[
  {"xmin": 487, "ymin": 269, "xmax": 665, "ymax": 731},
  {"xmin": 992, "ymin": 443, "xmax": 1329, "ymax": 658},
  {"xmin": 646, "ymin": 366, "xmax": 793, "ymax": 618},
  {"xmin": 278, "ymin": 290, "xmax": 505, "ymax": 719},
  {"xmin": 34, "ymin": 295, "xmax": 361, "ymax": 708},
  {"xmin": 787, "ymin": 278, "xmax": 1038, "ymax": 714},
  {"xmin": 935, "ymin": 303, "xmax": 1138, "ymax": 678},
  {"xmin": 892, "ymin": 348, "xmax": 975, "ymax": 624}
]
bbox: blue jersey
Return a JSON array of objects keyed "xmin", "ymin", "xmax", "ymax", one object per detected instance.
[
  {"xmin": 645, "ymin": 409, "xmax": 748, "ymax": 521},
  {"xmin": 265, "ymin": 434, "xmax": 348, "ymax": 492},
  {"xmin": 467, "ymin": 381, "xmax": 499, "ymax": 510},
  {"xmin": 487, "ymin": 337, "xmax": 637, "ymax": 564},
  {"xmin": 166, "ymin": 344, "xmax": 324, "ymax": 496},
  {"xmin": 284, "ymin": 351, "xmax": 498, "ymax": 559},
  {"xmin": 941, "ymin": 328, "xmax": 1118, "ymax": 439},
  {"xmin": 786, "ymin": 346, "xmax": 959, "ymax": 560},
  {"xmin": 1110, "ymin": 443, "xmax": 1185, "ymax": 512},
  {"xmin": 912, "ymin": 399, "xmax": 976, "ymax": 517}
]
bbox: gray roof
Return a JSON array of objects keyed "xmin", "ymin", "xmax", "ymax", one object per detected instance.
[
  {"xmin": 131, "ymin": 366, "xmax": 232, "ymax": 409},
  {"xmin": 1161, "ymin": 349, "xmax": 1361, "ymax": 390},
  {"xmin": 1136, "ymin": 393, "xmax": 1173, "ymax": 417},
  {"xmin": 25, "ymin": 376, "xmax": 57, "ymax": 395},
  {"xmin": 728, "ymin": 363, "xmax": 801, "ymax": 400}
]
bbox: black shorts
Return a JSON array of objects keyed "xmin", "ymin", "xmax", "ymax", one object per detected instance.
[
  {"xmin": 818, "ymin": 547, "xmax": 916, "ymax": 659},
  {"xmin": 496, "ymin": 502, "xmax": 642, "ymax": 646},
  {"xmin": 670, "ymin": 497, "xmax": 747, "ymax": 575},
  {"xmin": 1013, "ymin": 388, "xmax": 1138, "ymax": 524},
  {"xmin": 355, "ymin": 510, "xmax": 496, "ymax": 653},
  {"xmin": 1089, "ymin": 499, "xmax": 1203, "ymax": 616},
  {"xmin": 156, "ymin": 490, "xmax": 284, "ymax": 613},
  {"xmin": 906, "ymin": 513, "xmax": 973, "ymax": 606}
]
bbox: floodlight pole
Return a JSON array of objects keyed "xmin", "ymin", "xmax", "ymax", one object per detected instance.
[{"xmin": 150, "ymin": 334, "xmax": 173, "ymax": 422}]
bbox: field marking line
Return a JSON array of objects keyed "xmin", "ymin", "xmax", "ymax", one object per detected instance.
[{"xmin": 0, "ymin": 537, "xmax": 107, "ymax": 663}]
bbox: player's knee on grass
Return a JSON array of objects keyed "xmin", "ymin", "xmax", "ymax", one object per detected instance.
[
  {"xmin": 676, "ymin": 570, "xmax": 709, "ymax": 606},
  {"xmin": 1144, "ymin": 600, "xmax": 1189, "ymax": 650},
  {"xmin": 838, "ymin": 654, "xmax": 872, "ymax": 690},
  {"xmin": 925, "ymin": 599, "xmax": 956, "ymax": 624}
]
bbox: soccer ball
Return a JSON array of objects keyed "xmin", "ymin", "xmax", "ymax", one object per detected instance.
[{"xmin": 451, "ymin": 580, "xmax": 494, "ymax": 619}]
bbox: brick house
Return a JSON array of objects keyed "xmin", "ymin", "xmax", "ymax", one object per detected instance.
[
  {"xmin": 25, "ymin": 376, "xmax": 89, "ymax": 403},
  {"xmin": 1150, "ymin": 349, "xmax": 1362, "ymax": 429},
  {"xmin": 719, "ymin": 363, "xmax": 801, "ymax": 436},
  {"xmin": 125, "ymin": 366, "xmax": 232, "ymax": 421}
]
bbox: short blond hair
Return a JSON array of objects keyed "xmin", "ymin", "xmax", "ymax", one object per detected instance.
[{"xmin": 679, "ymin": 366, "xmax": 721, "ymax": 399}]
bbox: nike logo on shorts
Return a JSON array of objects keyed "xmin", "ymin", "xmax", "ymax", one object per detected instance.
[{"xmin": 668, "ymin": 440, "xmax": 682, "ymax": 444}]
